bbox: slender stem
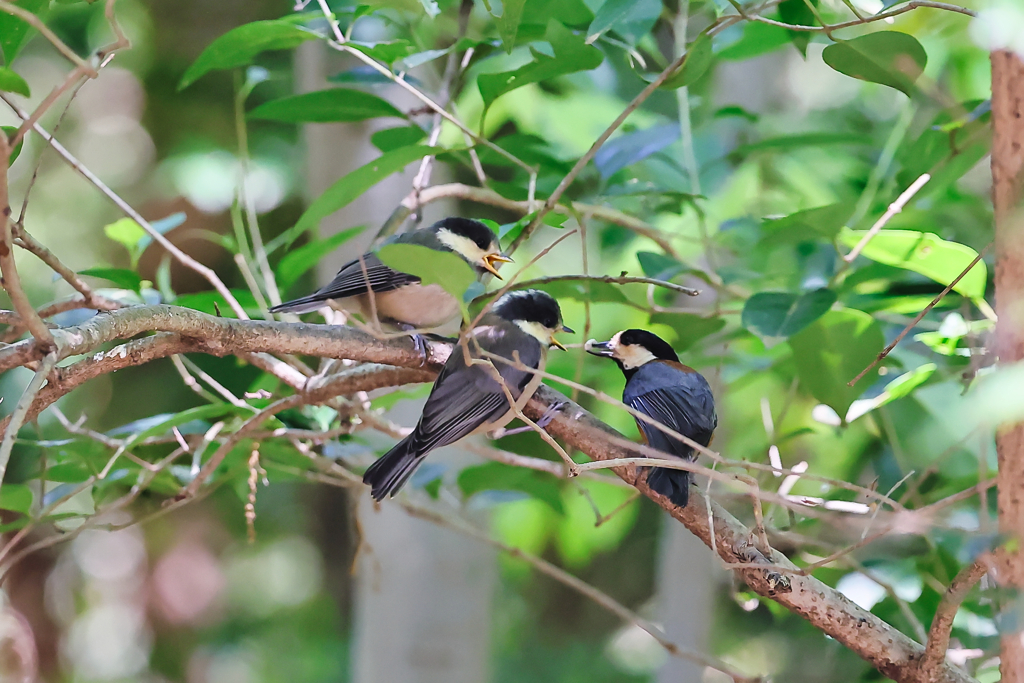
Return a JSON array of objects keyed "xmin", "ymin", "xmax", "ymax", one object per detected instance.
[{"xmin": 844, "ymin": 173, "xmax": 931, "ymax": 263}]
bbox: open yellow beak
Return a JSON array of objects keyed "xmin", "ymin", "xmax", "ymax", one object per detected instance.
[
  {"xmin": 482, "ymin": 253, "xmax": 514, "ymax": 279},
  {"xmin": 549, "ymin": 337, "xmax": 567, "ymax": 351}
]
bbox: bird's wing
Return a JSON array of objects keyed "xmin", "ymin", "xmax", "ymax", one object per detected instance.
[
  {"xmin": 409, "ymin": 322, "xmax": 542, "ymax": 452},
  {"xmin": 626, "ymin": 372, "xmax": 716, "ymax": 459},
  {"xmin": 311, "ymin": 253, "xmax": 420, "ymax": 300}
]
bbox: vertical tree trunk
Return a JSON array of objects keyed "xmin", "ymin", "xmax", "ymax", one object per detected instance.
[{"xmin": 992, "ymin": 49, "xmax": 1024, "ymax": 682}]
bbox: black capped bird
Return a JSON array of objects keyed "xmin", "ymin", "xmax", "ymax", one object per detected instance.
[
  {"xmin": 270, "ymin": 217, "xmax": 511, "ymax": 356},
  {"xmin": 586, "ymin": 329, "xmax": 716, "ymax": 507},
  {"xmin": 363, "ymin": 289, "xmax": 572, "ymax": 501}
]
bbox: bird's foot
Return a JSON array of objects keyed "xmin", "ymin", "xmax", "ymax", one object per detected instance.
[{"xmin": 397, "ymin": 324, "xmax": 429, "ymax": 365}]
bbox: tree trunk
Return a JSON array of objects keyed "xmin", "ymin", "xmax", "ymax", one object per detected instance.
[{"xmin": 992, "ymin": 49, "xmax": 1024, "ymax": 682}]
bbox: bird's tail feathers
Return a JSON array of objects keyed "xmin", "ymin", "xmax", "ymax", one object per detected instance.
[
  {"xmin": 646, "ymin": 464, "xmax": 691, "ymax": 508},
  {"xmin": 269, "ymin": 295, "xmax": 327, "ymax": 315},
  {"xmin": 363, "ymin": 436, "xmax": 427, "ymax": 501}
]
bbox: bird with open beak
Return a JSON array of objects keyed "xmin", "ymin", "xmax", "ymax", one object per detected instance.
[{"xmin": 271, "ymin": 217, "xmax": 512, "ymax": 357}]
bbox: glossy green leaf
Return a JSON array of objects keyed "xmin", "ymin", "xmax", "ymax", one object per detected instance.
[
  {"xmin": 0, "ymin": 0, "xmax": 48, "ymax": 65},
  {"xmin": 587, "ymin": 0, "xmax": 660, "ymax": 46},
  {"xmin": 649, "ymin": 312, "xmax": 726, "ymax": 351},
  {"xmin": 822, "ymin": 31, "xmax": 927, "ymax": 96},
  {"xmin": 594, "ymin": 124, "xmax": 679, "ymax": 179},
  {"xmin": 838, "ymin": 228, "xmax": 987, "ymax": 300},
  {"xmin": 277, "ymin": 226, "xmax": 364, "ymax": 290},
  {"xmin": 760, "ymin": 202, "xmax": 855, "ymax": 245},
  {"xmin": 742, "ymin": 288, "xmax": 836, "ymax": 340},
  {"xmin": 458, "ymin": 462, "xmax": 564, "ymax": 513},
  {"xmin": 0, "ymin": 484, "xmax": 32, "ymax": 514},
  {"xmin": 78, "ymin": 267, "xmax": 143, "ymax": 292},
  {"xmin": 377, "ymin": 242, "xmax": 476, "ymax": 300},
  {"xmin": 637, "ymin": 252, "xmax": 685, "ymax": 281},
  {"xmin": 478, "ymin": 21, "xmax": 603, "ymax": 110},
  {"xmin": 494, "ymin": 0, "xmax": 527, "ymax": 53},
  {"xmin": 661, "ymin": 33, "xmax": 713, "ymax": 90},
  {"xmin": 788, "ymin": 308, "xmax": 885, "ymax": 419},
  {"xmin": 401, "ymin": 47, "xmax": 451, "ymax": 70},
  {"xmin": 777, "ymin": 0, "xmax": 817, "ymax": 56},
  {"xmin": 248, "ymin": 89, "xmax": 405, "ymax": 123},
  {"xmin": 179, "ymin": 20, "xmax": 317, "ymax": 89},
  {"xmin": 288, "ymin": 145, "xmax": 433, "ymax": 244},
  {"xmin": 371, "ymin": 125, "xmax": 427, "ymax": 152},
  {"xmin": 0, "ymin": 67, "xmax": 29, "ymax": 96}
]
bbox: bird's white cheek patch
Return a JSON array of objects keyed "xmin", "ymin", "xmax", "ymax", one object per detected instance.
[
  {"xmin": 618, "ymin": 346, "xmax": 657, "ymax": 369},
  {"xmin": 515, "ymin": 320, "xmax": 553, "ymax": 345},
  {"xmin": 437, "ymin": 229, "xmax": 488, "ymax": 264}
]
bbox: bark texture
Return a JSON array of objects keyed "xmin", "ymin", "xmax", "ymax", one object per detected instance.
[{"xmin": 993, "ymin": 49, "xmax": 1024, "ymax": 683}]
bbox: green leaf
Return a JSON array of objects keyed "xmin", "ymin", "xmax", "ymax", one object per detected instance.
[
  {"xmin": 478, "ymin": 21, "xmax": 604, "ymax": 110},
  {"xmin": 494, "ymin": 0, "xmax": 527, "ymax": 53},
  {"xmin": 587, "ymin": 0, "xmax": 660, "ymax": 46},
  {"xmin": 458, "ymin": 462, "xmax": 564, "ymax": 513},
  {"xmin": 649, "ymin": 312, "xmax": 726, "ymax": 351},
  {"xmin": 78, "ymin": 267, "xmax": 143, "ymax": 292},
  {"xmin": 348, "ymin": 40, "xmax": 415, "ymax": 65},
  {"xmin": 838, "ymin": 228, "xmax": 987, "ymax": 300},
  {"xmin": 0, "ymin": 0, "xmax": 48, "ymax": 65},
  {"xmin": 594, "ymin": 124, "xmax": 680, "ymax": 179},
  {"xmin": 759, "ymin": 202, "xmax": 855, "ymax": 245},
  {"xmin": 660, "ymin": 32, "xmax": 713, "ymax": 90},
  {"xmin": 401, "ymin": 47, "xmax": 451, "ymax": 70},
  {"xmin": 103, "ymin": 217, "xmax": 147, "ymax": 263},
  {"xmin": 718, "ymin": 21, "xmax": 790, "ymax": 61},
  {"xmin": 741, "ymin": 289, "xmax": 836, "ymax": 340},
  {"xmin": 0, "ymin": 67, "xmax": 29, "ymax": 97},
  {"xmin": 179, "ymin": 20, "xmax": 318, "ymax": 89},
  {"xmin": 777, "ymin": 0, "xmax": 817, "ymax": 56},
  {"xmin": 121, "ymin": 404, "xmax": 246, "ymax": 451},
  {"xmin": 846, "ymin": 363, "xmax": 937, "ymax": 422},
  {"xmin": 0, "ymin": 126, "xmax": 24, "ymax": 166},
  {"xmin": 371, "ymin": 125, "xmax": 427, "ymax": 152},
  {"xmin": 0, "ymin": 484, "xmax": 32, "ymax": 514},
  {"xmin": 788, "ymin": 308, "xmax": 884, "ymax": 419},
  {"xmin": 822, "ymin": 31, "xmax": 927, "ymax": 96},
  {"xmin": 248, "ymin": 89, "xmax": 405, "ymax": 123},
  {"xmin": 637, "ymin": 252, "xmax": 684, "ymax": 280},
  {"xmin": 418, "ymin": 0, "xmax": 440, "ymax": 17},
  {"xmin": 377, "ymin": 242, "xmax": 476, "ymax": 301},
  {"xmin": 287, "ymin": 145, "xmax": 433, "ymax": 245},
  {"xmin": 277, "ymin": 226, "xmax": 364, "ymax": 290}
]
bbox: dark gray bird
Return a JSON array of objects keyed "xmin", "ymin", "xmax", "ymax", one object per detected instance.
[
  {"xmin": 270, "ymin": 218, "xmax": 510, "ymax": 351},
  {"xmin": 586, "ymin": 329, "xmax": 716, "ymax": 507},
  {"xmin": 363, "ymin": 289, "xmax": 572, "ymax": 501}
]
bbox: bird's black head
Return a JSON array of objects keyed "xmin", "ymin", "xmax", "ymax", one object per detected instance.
[
  {"xmin": 586, "ymin": 328, "xmax": 678, "ymax": 379},
  {"xmin": 430, "ymin": 217, "xmax": 510, "ymax": 279},
  {"xmin": 492, "ymin": 289, "xmax": 574, "ymax": 350},
  {"xmin": 431, "ymin": 217, "xmax": 499, "ymax": 252}
]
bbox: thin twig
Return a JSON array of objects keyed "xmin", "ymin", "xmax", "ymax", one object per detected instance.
[
  {"xmin": 923, "ymin": 554, "xmax": 993, "ymax": 671},
  {"xmin": 844, "ymin": 174, "xmax": 931, "ymax": 263},
  {"xmin": 848, "ymin": 242, "xmax": 992, "ymax": 386},
  {"xmin": 490, "ymin": 273, "xmax": 700, "ymax": 297},
  {"xmin": 12, "ymin": 225, "xmax": 119, "ymax": 311},
  {"xmin": 0, "ymin": 95, "xmax": 248, "ymax": 319},
  {"xmin": 748, "ymin": 0, "xmax": 975, "ymax": 32}
]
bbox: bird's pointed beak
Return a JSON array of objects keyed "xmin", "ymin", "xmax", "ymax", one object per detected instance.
[
  {"xmin": 482, "ymin": 253, "xmax": 513, "ymax": 279},
  {"xmin": 549, "ymin": 323, "xmax": 573, "ymax": 351},
  {"xmin": 584, "ymin": 339, "xmax": 615, "ymax": 357}
]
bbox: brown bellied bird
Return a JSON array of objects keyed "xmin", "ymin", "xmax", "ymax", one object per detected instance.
[
  {"xmin": 270, "ymin": 217, "xmax": 510, "ymax": 358},
  {"xmin": 586, "ymin": 329, "xmax": 716, "ymax": 507},
  {"xmin": 363, "ymin": 289, "xmax": 572, "ymax": 501}
]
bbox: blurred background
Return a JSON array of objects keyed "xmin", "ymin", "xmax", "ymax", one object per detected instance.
[{"xmin": 0, "ymin": 0, "xmax": 1004, "ymax": 681}]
